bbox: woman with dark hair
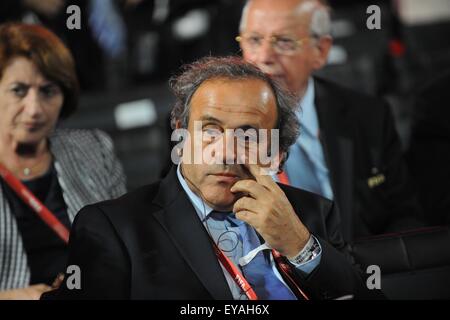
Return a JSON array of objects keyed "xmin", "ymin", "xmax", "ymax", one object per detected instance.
[{"xmin": 0, "ymin": 23, "xmax": 126, "ymax": 299}]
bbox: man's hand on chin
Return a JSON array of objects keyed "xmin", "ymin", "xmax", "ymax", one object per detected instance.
[{"xmin": 231, "ymin": 163, "xmax": 311, "ymax": 258}]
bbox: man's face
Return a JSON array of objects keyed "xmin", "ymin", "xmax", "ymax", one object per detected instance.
[
  {"xmin": 180, "ymin": 78, "xmax": 278, "ymax": 212},
  {"xmin": 240, "ymin": 0, "xmax": 330, "ymax": 97}
]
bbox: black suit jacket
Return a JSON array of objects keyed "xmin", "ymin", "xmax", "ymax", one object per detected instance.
[
  {"xmin": 43, "ymin": 168, "xmax": 379, "ymax": 300},
  {"xmin": 313, "ymin": 78, "xmax": 423, "ymax": 241}
]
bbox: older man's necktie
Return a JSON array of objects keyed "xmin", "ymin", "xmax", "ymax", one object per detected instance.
[{"xmin": 224, "ymin": 214, "xmax": 296, "ymax": 300}]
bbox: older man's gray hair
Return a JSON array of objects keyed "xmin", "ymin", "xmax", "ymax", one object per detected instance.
[
  {"xmin": 169, "ymin": 56, "xmax": 300, "ymax": 157},
  {"xmin": 239, "ymin": 0, "xmax": 331, "ymax": 38}
]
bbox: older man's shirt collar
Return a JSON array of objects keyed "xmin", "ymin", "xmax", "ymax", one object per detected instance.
[
  {"xmin": 297, "ymin": 77, "xmax": 318, "ymax": 137},
  {"xmin": 176, "ymin": 165, "xmax": 214, "ymax": 221}
]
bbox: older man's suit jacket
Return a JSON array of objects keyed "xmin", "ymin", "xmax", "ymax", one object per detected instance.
[
  {"xmin": 43, "ymin": 167, "xmax": 381, "ymax": 300},
  {"xmin": 313, "ymin": 78, "xmax": 422, "ymax": 241}
]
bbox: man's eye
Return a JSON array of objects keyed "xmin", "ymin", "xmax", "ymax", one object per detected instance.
[
  {"xmin": 275, "ymin": 37, "xmax": 296, "ymax": 50},
  {"xmin": 11, "ymin": 85, "xmax": 27, "ymax": 97},
  {"xmin": 203, "ymin": 128, "xmax": 222, "ymax": 140},
  {"xmin": 237, "ymin": 133, "xmax": 259, "ymax": 144},
  {"xmin": 247, "ymin": 36, "xmax": 262, "ymax": 46}
]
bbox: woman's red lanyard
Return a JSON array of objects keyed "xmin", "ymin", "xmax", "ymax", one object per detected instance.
[{"xmin": 0, "ymin": 162, "xmax": 70, "ymax": 244}]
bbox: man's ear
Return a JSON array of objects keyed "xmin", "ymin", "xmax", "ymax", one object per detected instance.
[
  {"xmin": 175, "ymin": 119, "xmax": 183, "ymax": 129},
  {"xmin": 274, "ymin": 151, "xmax": 286, "ymax": 173},
  {"xmin": 312, "ymin": 35, "xmax": 333, "ymax": 70}
]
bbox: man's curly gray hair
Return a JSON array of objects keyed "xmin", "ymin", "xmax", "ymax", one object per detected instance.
[{"xmin": 169, "ymin": 56, "xmax": 300, "ymax": 160}]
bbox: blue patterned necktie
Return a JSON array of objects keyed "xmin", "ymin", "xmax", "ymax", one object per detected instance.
[{"xmin": 225, "ymin": 214, "xmax": 297, "ymax": 300}]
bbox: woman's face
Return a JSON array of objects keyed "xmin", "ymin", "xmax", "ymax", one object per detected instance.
[{"xmin": 0, "ymin": 56, "xmax": 64, "ymax": 145}]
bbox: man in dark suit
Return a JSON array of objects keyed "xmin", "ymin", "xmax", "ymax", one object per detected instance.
[
  {"xmin": 44, "ymin": 56, "xmax": 379, "ymax": 300},
  {"xmin": 238, "ymin": 0, "xmax": 422, "ymax": 242}
]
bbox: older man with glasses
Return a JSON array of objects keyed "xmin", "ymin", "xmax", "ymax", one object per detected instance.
[{"xmin": 237, "ymin": 0, "xmax": 423, "ymax": 242}]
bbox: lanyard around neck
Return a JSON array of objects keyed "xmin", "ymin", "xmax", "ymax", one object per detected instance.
[
  {"xmin": 211, "ymin": 237, "xmax": 310, "ymax": 300},
  {"xmin": 209, "ymin": 237, "xmax": 259, "ymax": 300},
  {"xmin": 0, "ymin": 162, "xmax": 70, "ymax": 244}
]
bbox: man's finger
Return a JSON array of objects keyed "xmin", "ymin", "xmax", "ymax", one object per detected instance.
[
  {"xmin": 245, "ymin": 163, "xmax": 280, "ymax": 191},
  {"xmin": 230, "ymin": 179, "xmax": 266, "ymax": 199},
  {"xmin": 51, "ymin": 273, "xmax": 65, "ymax": 289},
  {"xmin": 233, "ymin": 196, "xmax": 260, "ymax": 214},
  {"xmin": 235, "ymin": 210, "xmax": 258, "ymax": 227}
]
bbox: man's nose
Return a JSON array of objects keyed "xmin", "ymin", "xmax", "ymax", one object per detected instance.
[{"xmin": 223, "ymin": 131, "xmax": 238, "ymax": 164}]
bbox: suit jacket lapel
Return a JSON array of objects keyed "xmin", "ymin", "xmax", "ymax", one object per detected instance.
[
  {"xmin": 152, "ymin": 168, "xmax": 233, "ymax": 299},
  {"xmin": 49, "ymin": 133, "xmax": 99, "ymax": 222},
  {"xmin": 314, "ymin": 78, "xmax": 354, "ymax": 242}
]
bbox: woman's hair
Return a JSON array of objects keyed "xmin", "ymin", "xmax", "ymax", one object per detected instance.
[{"xmin": 0, "ymin": 23, "xmax": 79, "ymax": 119}]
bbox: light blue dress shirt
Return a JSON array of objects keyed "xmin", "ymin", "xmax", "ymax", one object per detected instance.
[
  {"xmin": 176, "ymin": 165, "xmax": 321, "ymax": 300},
  {"xmin": 284, "ymin": 78, "xmax": 334, "ymax": 200}
]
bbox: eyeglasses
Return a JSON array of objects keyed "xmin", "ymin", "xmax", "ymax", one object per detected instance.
[{"xmin": 236, "ymin": 34, "xmax": 312, "ymax": 56}]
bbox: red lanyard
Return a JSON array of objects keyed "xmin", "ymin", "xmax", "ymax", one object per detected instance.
[
  {"xmin": 277, "ymin": 171, "xmax": 290, "ymax": 185},
  {"xmin": 272, "ymin": 249, "xmax": 310, "ymax": 300},
  {"xmin": 211, "ymin": 237, "xmax": 310, "ymax": 300},
  {"xmin": 0, "ymin": 162, "xmax": 70, "ymax": 244},
  {"xmin": 273, "ymin": 172, "xmax": 310, "ymax": 299},
  {"xmin": 211, "ymin": 240, "xmax": 259, "ymax": 300}
]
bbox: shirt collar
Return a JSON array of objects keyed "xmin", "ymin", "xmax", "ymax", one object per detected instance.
[
  {"xmin": 176, "ymin": 164, "xmax": 214, "ymax": 221},
  {"xmin": 297, "ymin": 77, "xmax": 319, "ymax": 137}
]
